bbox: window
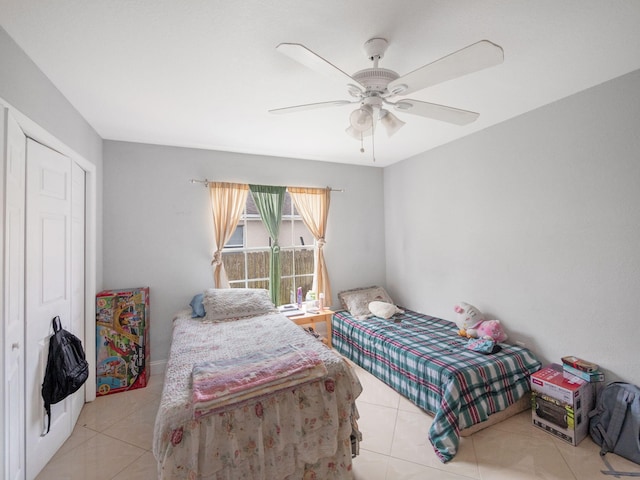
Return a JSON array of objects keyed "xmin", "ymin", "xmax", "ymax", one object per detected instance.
[
  {"xmin": 222, "ymin": 191, "xmax": 314, "ymax": 305},
  {"xmin": 225, "ymin": 224, "xmax": 244, "ymax": 248}
]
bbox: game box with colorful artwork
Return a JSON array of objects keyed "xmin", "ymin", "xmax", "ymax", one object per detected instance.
[{"xmin": 96, "ymin": 287, "xmax": 150, "ymax": 396}]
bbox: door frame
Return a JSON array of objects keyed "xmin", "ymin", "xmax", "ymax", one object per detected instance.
[
  {"xmin": 1, "ymin": 99, "xmax": 98, "ymax": 480},
  {"xmin": 9, "ymin": 105, "xmax": 98, "ymax": 403},
  {"xmin": 0, "ymin": 102, "xmax": 101, "ymax": 480}
]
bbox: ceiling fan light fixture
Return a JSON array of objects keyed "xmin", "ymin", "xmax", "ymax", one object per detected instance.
[
  {"xmin": 345, "ymin": 125, "xmax": 372, "ymax": 140},
  {"xmin": 380, "ymin": 110, "xmax": 405, "ymax": 137},
  {"xmin": 349, "ymin": 105, "xmax": 374, "ymax": 131}
]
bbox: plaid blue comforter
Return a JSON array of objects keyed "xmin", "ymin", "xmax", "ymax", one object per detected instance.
[{"xmin": 332, "ymin": 309, "xmax": 541, "ymax": 462}]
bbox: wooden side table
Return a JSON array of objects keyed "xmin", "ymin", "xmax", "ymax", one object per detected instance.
[{"xmin": 288, "ymin": 309, "xmax": 334, "ymax": 347}]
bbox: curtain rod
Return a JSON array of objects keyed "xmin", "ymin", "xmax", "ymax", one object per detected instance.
[{"xmin": 189, "ymin": 178, "xmax": 344, "ymax": 192}]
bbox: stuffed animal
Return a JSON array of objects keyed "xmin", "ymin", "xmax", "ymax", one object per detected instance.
[
  {"xmin": 453, "ymin": 302, "xmax": 485, "ymax": 337},
  {"xmin": 473, "ymin": 319, "xmax": 508, "ymax": 343},
  {"xmin": 453, "ymin": 302, "xmax": 508, "ymax": 343}
]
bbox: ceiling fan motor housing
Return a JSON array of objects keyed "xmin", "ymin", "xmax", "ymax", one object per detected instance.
[{"xmin": 353, "ymin": 68, "xmax": 399, "ymax": 94}]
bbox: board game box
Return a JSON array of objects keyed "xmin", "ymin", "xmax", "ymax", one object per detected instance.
[{"xmin": 95, "ymin": 287, "xmax": 150, "ymax": 396}]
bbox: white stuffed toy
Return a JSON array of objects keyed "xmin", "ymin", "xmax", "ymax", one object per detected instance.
[
  {"xmin": 453, "ymin": 302, "xmax": 508, "ymax": 343},
  {"xmin": 453, "ymin": 302, "xmax": 485, "ymax": 335}
]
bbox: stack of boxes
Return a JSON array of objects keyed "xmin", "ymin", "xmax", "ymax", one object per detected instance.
[{"xmin": 530, "ymin": 357, "xmax": 603, "ymax": 446}]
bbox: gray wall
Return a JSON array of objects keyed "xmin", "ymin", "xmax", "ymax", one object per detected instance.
[
  {"xmin": 384, "ymin": 69, "xmax": 640, "ymax": 386},
  {"xmin": 6, "ymin": 16, "xmax": 638, "ymax": 384},
  {"xmin": 0, "ymin": 26, "xmax": 104, "ymax": 285},
  {"xmin": 102, "ymin": 141, "xmax": 385, "ymax": 364}
]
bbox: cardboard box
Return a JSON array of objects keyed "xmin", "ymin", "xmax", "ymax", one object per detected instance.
[
  {"xmin": 530, "ymin": 364, "xmax": 593, "ymax": 445},
  {"xmin": 562, "ymin": 363, "xmax": 605, "ymax": 383},
  {"xmin": 96, "ymin": 287, "xmax": 150, "ymax": 396}
]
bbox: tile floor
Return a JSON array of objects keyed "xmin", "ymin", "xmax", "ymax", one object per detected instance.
[{"xmin": 36, "ymin": 362, "xmax": 640, "ymax": 480}]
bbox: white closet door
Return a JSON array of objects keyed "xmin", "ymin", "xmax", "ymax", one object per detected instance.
[
  {"xmin": 25, "ymin": 139, "xmax": 73, "ymax": 479},
  {"xmin": 3, "ymin": 111, "xmax": 27, "ymax": 480}
]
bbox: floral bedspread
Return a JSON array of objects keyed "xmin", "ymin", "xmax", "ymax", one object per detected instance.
[{"xmin": 153, "ymin": 310, "xmax": 362, "ymax": 479}]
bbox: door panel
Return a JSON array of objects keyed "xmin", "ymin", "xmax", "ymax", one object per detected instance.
[
  {"xmin": 41, "ymin": 214, "xmax": 68, "ymax": 303},
  {"xmin": 25, "ymin": 139, "xmax": 72, "ymax": 480},
  {"xmin": 4, "ymin": 112, "xmax": 26, "ymax": 480}
]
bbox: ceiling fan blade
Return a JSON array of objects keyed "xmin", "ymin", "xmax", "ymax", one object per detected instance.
[
  {"xmin": 269, "ymin": 100, "xmax": 353, "ymax": 115},
  {"xmin": 276, "ymin": 43, "xmax": 361, "ymax": 87},
  {"xmin": 388, "ymin": 40, "xmax": 504, "ymax": 96},
  {"xmin": 393, "ymin": 99, "xmax": 479, "ymax": 125}
]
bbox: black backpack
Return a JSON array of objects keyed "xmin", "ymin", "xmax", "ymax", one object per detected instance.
[{"xmin": 41, "ymin": 316, "xmax": 89, "ymax": 434}]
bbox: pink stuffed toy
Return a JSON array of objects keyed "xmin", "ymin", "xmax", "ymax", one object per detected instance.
[
  {"xmin": 454, "ymin": 302, "xmax": 508, "ymax": 343},
  {"xmin": 474, "ymin": 319, "xmax": 508, "ymax": 343}
]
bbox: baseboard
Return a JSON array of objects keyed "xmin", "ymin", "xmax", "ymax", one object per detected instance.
[{"xmin": 150, "ymin": 359, "xmax": 167, "ymax": 377}]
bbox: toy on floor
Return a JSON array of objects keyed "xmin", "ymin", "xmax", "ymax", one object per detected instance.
[{"xmin": 454, "ymin": 302, "xmax": 508, "ymax": 343}]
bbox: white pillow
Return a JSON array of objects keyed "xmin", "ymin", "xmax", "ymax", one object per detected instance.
[
  {"xmin": 368, "ymin": 301, "xmax": 404, "ymax": 320},
  {"xmin": 202, "ymin": 288, "xmax": 277, "ymax": 321},
  {"xmin": 338, "ymin": 286, "xmax": 394, "ymax": 319}
]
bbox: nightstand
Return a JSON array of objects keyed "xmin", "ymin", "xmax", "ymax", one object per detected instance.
[{"xmin": 288, "ymin": 310, "xmax": 334, "ymax": 347}]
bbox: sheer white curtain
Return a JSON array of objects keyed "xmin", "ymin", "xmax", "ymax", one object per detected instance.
[
  {"xmin": 209, "ymin": 182, "xmax": 249, "ymax": 288},
  {"xmin": 288, "ymin": 187, "xmax": 332, "ymax": 305}
]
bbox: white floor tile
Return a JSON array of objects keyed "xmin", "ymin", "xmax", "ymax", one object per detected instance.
[
  {"xmin": 386, "ymin": 457, "xmax": 475, "ymax": 480},
  {"xmin": 354, "ymin": 365, "xmax": 401, "ymax": 409},
  {"xmin": 472, "ymin": 427, "xmax": 576, "ymax": 480},
  {"xmin": 352, "ymin": 448, "xmax": 389, "ymax": 480},
  {"xmin": 102, "ymin": 397, "xmax": 160, "ymax": 450},
  {"xmin": 111, "ymin": 451, "xmax": 158, "ymax": 480},
  {"xmin": 35, "ymin": 433, "xmax": 145, "ymax": 480},
  {"xmin": 397, "ymin": 393, "xmax": 428, "ymax": 414},
  {"xmin": 390, "ymin": 409, "xmax": 480, "ymax": 479},
  {"xmin": 555, "ymin": 436, "xmax": 640, "ymax": 480},
  {"xmin": 357, "ymin": 401, "xmax": 398, "ymax": 455},
  {"xmin": 33, "ymin": 362, "xmax": 637, "ymax": 480}
]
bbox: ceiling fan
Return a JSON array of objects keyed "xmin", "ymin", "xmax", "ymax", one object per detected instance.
[{"xmin": 269, "ymin": 37, "xmax": 504, "ymax": 146}]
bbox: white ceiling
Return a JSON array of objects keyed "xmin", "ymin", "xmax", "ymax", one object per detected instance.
[{"xmin": 1, "ymin": 1, "xmax": 640, "ymax": 167}]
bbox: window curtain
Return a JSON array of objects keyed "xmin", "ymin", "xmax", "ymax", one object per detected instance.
[
  {"xmin": 288, "ymin": 187, "xmax": 332, "ymax": 306},
  {"xmin": 249, "ymin": 184, "xmax": 286, "ymax": 305},
  {"xmin": 209, "ymin": 182, "xmax": 249, "ymax": 288}
]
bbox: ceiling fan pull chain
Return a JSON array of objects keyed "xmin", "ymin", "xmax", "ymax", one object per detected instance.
[{"xmin": 371, "ymin": 128, "xmax": 376, "ymax": 163}]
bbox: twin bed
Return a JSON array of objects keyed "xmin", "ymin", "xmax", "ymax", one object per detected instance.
[
  {"xmin": 154, "ymin": 286, "xmax": 541, "ymax": 478},
  {"xmin": 153, "ymin": 289, "xmax": 362, "ymax": 479},
  {"xmin": 332, "ymin": 286, "xmax": 542, "ymax": 462}
]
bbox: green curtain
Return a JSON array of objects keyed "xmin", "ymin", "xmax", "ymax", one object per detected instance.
[{"xmin": 249, "ymin": 184, "xmax": 286, "ymax": 305}]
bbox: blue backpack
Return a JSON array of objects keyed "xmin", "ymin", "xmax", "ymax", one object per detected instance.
[{"xmin": 589, "ymin": 382, "xmax": 640, "ymax": 476}]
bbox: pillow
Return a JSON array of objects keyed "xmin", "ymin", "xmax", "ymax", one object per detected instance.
[
  {"xmin": 338, "ymin": 286, "xmax": 394, "ymax": 319},
  {"xmin": 202, "ymin": 288, "xmax": 277, "ymax": 321},
  {"xmin": 189, "ymin": 293, "xmax": 206, "ymax": 318},
  {"xmin": 368, "ymin": 301, "xmax": 404, "ymax": 320}
]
